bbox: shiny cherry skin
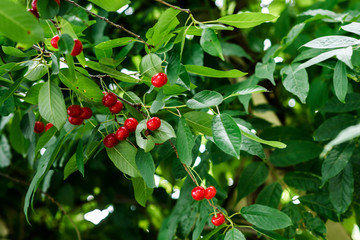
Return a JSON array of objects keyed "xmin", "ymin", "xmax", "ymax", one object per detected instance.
[
  {"xmin": 45, "ymin": 123, "xmax": 54, "ymax": 131},
  {"xmin": 71, "ymin": 39, "xmax": 83, "ymax": 56},
  {"xmin": 211, "ymin": 213, "xmax": 225, "ymax": 226},
  {"xmin": 115, "ymin": 127, "xmax": 129, "ymax": 141},
  {"xmin": 102, "ymin": 92, "xmax": 118, "ymax": 107},
  {"xmin": 191, "ymin": 186, "xmax": 205, "ymax": 201},
  {"xmin": 151, "ymin": 72, "xmax": 168, "ymax": 88},
  {"xmin": 34, "ymin": 121, "xmax": 44, "ymax": 133},
  {"xmin": 124, "ymin": 118, "xmax": 138, "ymax": 132},
  {"xmin": 67, "ymin": 105, "xmax": 82, "ymax": 117},
  {"xmin": 68, "ymin": 116, "xmax": 83, "ymax": 125},
  {"xmin": 79, "ymin": 107, "xmax": 92, "ymax": 119},
  {"xmin": 50, "ymin": 35, "xmax": 60, "ymax": 49},
  {"xmin": 109, "ymin": 101, "xmax": 123, "ymax": 114},
  {"xmin": 103, "ymin": 133, "xmax": 118, "ymax": 148},
  {"xmin": 204, "ymin": 186, "xmax": 216, "ymax": 199},
  {"xmin": 31, "ymin": 0, "xmax": 38, "ymax": 11},
  {"xmin": 147, "ymin": 117, "xmax": 161, "ymax": 131}
]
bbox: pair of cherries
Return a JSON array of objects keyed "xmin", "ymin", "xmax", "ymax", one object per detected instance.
[
  {"xmin": 102, "ymin": 92, "xmax": 123, "ymax": 114},
  {"xmin": 34, "ymin": 121, "xmax": 53, "ymax": 133},
  {"xmin": 67, "ymin": 105, "xmax": 92, "ymax": 125},
  {"xmin": 103, "ymin": 118, "xmax": 138, "ymax": 148}
]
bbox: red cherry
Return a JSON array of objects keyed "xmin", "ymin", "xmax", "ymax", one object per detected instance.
[
  {"xmin": 147, "ymin": 117, "xmax": 161, "ymax": 131},
  {"xmin": 102, "ymin": 92, "xmax": 117, "ymax": 107},
  {"xmin": 31, "ymin": 0, "xmax": 38, "ymax": 11},
  {"xmin": 204, "ymin": 186, "xmax": 216, "ymax": 199},
  {"xmin": 79, "ymin": 107, "xmax": 92, "ymax": 119},
  {"xmin": 151, "ymin": 72, "xmax": 168, "ymax": 88},
  {"xmin": 71, "ymin": 39, "xmax": 83, "ymax": 56},
  {"xmin": 124, "ymin": 118, "xmax": 138, "ymax": 132},
  {"xmin": 211, "ymin": 213, "xmax": 225, "ymax": 226},
  {"xmin": 68, "ymin": 116, "xmax": 83, "ymax": 125},
  {"xmin": 28, "ymin": 8, "xmax": 39, "ymax": 18},
  {"xmin": 51, "ymin": 35, "xmax": 60, "ymax": 49},
  {"xmin": 115, "ymin": 127, "xmax": 129, "ymax": 141},
  {"xmin": 191, "ymin": 186, "xmax": 205, "ymax": 201},
  {"xmin": 109, "ymin": 101, "xmax": 123, "ymax": 114},
  {"xmin": 103, "ymin": 133, "xmax": 118, "ymax": 148},
  {"xmin": 67, "ymin": 105, "xmax": 82, "ymax": 117},
  {"xmin": 34, "ymin": 121, "xmax": 44, "ymax": 134},
  {"xmin": 54, "ymin": 0, "xmax": 60, "ymax": 5},
  {"xmin": 45, "ymin": 123, "xmax": 54, "ymax": 131}
]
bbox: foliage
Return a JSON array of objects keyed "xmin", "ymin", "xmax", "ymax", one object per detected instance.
[{"xmin": 1, "ymin": 0, "xmax": 360, "ymax": 239}]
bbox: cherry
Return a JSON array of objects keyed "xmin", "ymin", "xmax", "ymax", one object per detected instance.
[
  {"xmin": 204, "ymin": 186, "xmax": 216, "ymax": 199},
  {"xmin": 68, "ymin": 116, "xmax": 83, "ymax": 125},
  {"xmin": 211, "ymin": 213, "xmax": 225, "ymax": 226},
  {"xmin": 28, "ymin": 8, "xmax": 39, "ymax": 18},
  {"xmin": 79, "ymin": 107, "xmax": 92, "ymax": 119},
  {"xmin": 124, "ymin": 118, "xmax": 138, "ymax": 132},
  {"xmin": 102, "ymin": 92, "xmax": 117, "ymax": 107},
  {"xmin": 115, "ymin": 127, "xmax": 129, "ymax": 141},
  {"xmin": 147, "ymin": 117, "xmax": 161, "ymax": 131},
  {"xmin": 50, "ymin": 35, "xmax": 60, "ymax": 49},
  {"xmin": 103, "ymin": 133, "xmax": 118, "ymax": 148},
  {"xmin": 67, "ymin": 105, "xmax": 82, "ymax": 117},
  {"xmin": 151, "ymin": 72, "xmax": 168, "ymax": 88},
  {"xmin": 109, "ymin": 100, "xmax": 123, "ymax": 114},
  {"xmin": 54, "ymin": 0, "xmax": 60, "ymax": 5},
  {"xmin": 31, "ymin": 0, "xmax": 38, "ymax": 11},
  {"xmin": 45, "ymin": 123, "xmax": 54, "ymax": 131},
  {"xmin": 34, "ymin": 121, "xmax": 44, "ymax": 134},
  {"xmin": 71, "ymin": 39, "xmax": 83, "ymax": 56},
  {"xmin": 191, "ymin": 186, "xmax": 205, "ymax": 201}
]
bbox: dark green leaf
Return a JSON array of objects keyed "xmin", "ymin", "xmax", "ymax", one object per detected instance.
[
  {"xmin": 314, "ymin": 114, "xmax": 356, "ymax": 141},
  {"xmin": 299, "ymin": 194, "xmax": 337, "ymax": 220},
  {"xmin": 0, "ymin": 135, "xmax": 11, "ymax": 168},
  {"xmin": 284, "ymin": 172, "xmax": 321, "ymax": 191},
  {"xmin": 255, "ymin": 58, "xmax": 276, "ymax": 85},
  {"xmin": 252, "ymin": 226, "xmax": 290, "ymax": 240},
  {"xmin": 184, "ymin": 111, "xmax": 213, "ymax": 136},
  {"xmin": 37, "ymin": 0, "xmax": 59, "ymax": 19},
  {"xmin": 135, "ymin": 149, "xmax": 155, "ymax": 188},
  {"xmin": 35, "ymin": 127, "xmax": 57, "ymax": 153},
  {"xmin": 0, "ymin": 77, "xmax": 24, "ymax": 106},
  {"xmin": 131, "ymin": 177, "xmax": 153, "ymax": 207},
  {"xmin": 2, "ymin": 46, "xmax": 37, "ymax": 57},
  {"xmin": 333, "ymin": 61, "xmax": 348, "ymax": 103},
  {"xmin": 58, "ymin": 34, "xmax": 74, "ymax": 55},
  {"xmin": 150, "ymin": 89, "xmax": 165, "ymax": 114},
  {"xmin": 256, "ymin": 182, "xmax": 282, "ymax": 208},
  {"xmin": 241, "ymin": 136, "xmax": 265, "ymax": 159},
  {"xmin": 76, "ymin": 139, "xmax": 85, "ymax": 177},
  {"xmin": 176, "ymin": 118, "xmax": 194, "ymax": 166},
  {"xmin": 24, "ymin": 83, "xmax": 44, "ymax": 104},
  {"xmin": 200, "ymin": 28, "xmax": 224, "ymax": 60},
  {"xmin": 224, "ymin": 228, "xmax": 246, "ymax": 240}
]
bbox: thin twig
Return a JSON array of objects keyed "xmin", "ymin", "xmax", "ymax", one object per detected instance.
[
  {"xmin": 154, "ymin": 0, "xmax": 191, "ymax": 14},
  {"xmin": 32, "ymin": 45, "xmax": 52, "ymax": 57},
  {"xmin": 0, "ymin": 172, "xmax": 81, "ymax": 240},
  {"xmin": 63, "ymin": 0, "xmax": 153, "ymax": 49}
]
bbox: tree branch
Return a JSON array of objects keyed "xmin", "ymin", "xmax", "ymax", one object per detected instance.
[{"xmin": 154, "ymin": 0, "xmax": 191, "ymax": 14}]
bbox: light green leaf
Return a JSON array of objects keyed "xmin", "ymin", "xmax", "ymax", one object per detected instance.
[
  {"xmin": 176, "ymin": 118, "xmax": 194, "ymax": 166},
  {"xmin": 302, "ymin": 36, "xmax": 360, "ymax": 49},
  {"xmin": 241, "ymin": 136, "xmax": 265, "ymax": 159},
  {"xmin": 255, "ymin": 182, "xmax": 282, "ymax": 208},
  {"xmin": 2, "ymin": 46, "xmax": 37, "ymax": 58},
  {"xmin": 131, "ymin": 177, "xmax": 154, "ymax": 207},
  {"xmin": 150, "ymin": 89, "xmax": 165, "ymax": 114},
  {"xmin": 217, "ymin": 13, "xmax": 278, "ymax": 28},
  {"xmin": 224, "ymin": 228, "xmax": 246, "ymax": 240},
  {"xmin": 185, "ymin": 65, "xmax": 246, "ymax": 78},
  {"xmin": 336, "ymin": 46, "xmax": 353, "ymax": 69},
  {"xmin": 295, "ymin": 48, "xmax": 344, "ymax": 72},
  {"xmin": 152, "ymin": 120, "xmax": 176, "ymax": 144},
  {"xmin": 341, "ymin": 22, "xmax": 360, "ymax": 35},
  {"xmin": 135, "ymin": 120, "xmax": 155, "ymax": 152},
  {"xmin": 200, "ymin": 28, "xmax": 224, "ymax": 60},
  {"xmin": 280, "ymin": 64, "xmax": 309, "ymax": 104},
  {"xmin": 135, "ymin": 149, "xmax": 155, "ymax": 188},
  {"xmin": 86, "ymin": 61, "xmax": 139, "ymax": 83},
  {"xmin": 106, "ymin": 141, "xmax": 141, "ymax": 177},
  {"xmin": 184, "ymin": 111, "xmax": 213, "ymax": 136},
  {"xmin": 24, "ymin": 83, "xmax": 44, "ymax": 104},
  {"xmin": 88, "ymin": 0, "xmax": 130, "ymax": 12},
  {"xmin": 24, "ymin": 61, "xmax": 48, "ymax": 81},
  {"xmin": 240, "ymin": 204, "xmax": 292, "ymax": 230},
  {"xmin": 187, "ymin": 90, "xmax": 223, "ymax": 109},
  {"xmin": 212, "ymin": 114, "xmax": 242, "ymax": 158},
  {"xmin": 0, "ymin": 77, "xmax": 25, "ymax": 106},
  {"xmin": 95, "ymin": 37, "xmax": 135, "ymax": 49},
  {"xmin": 255, "ymin": 58, "xmax": 276, "ymax": 85},
  {"xmin": 0, "ymin": 0, "xmax": 44, "ymax": 44},
  {"xmin": 228, "ymin": 86, "xmax": 268, "ymax": 98},
  {"xmin": 38, "ymin": 81, "xmax": 67, "ymax": 130},
  {"xmin": 333, "ymin": 61, "xmax": 348, "ymax": 103},
  {"xmin": 140, "ymin": 53, "xmax": 163, "ymax": 78}
]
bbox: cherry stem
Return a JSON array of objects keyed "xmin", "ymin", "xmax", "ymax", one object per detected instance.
[{"xmin": 63, "ymin": 0, "xmax": 153, "ymax": 49}]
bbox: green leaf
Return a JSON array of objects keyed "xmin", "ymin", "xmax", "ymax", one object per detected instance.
[
  {"xmin": 76, "ymin": 139, "xmax": 85, "ymax": 177},
  {"xmin": 106, "ymin": 141, "xmax": 141, "ymax": 177},
  {"xmin": 252, "ymin": 226, "xmax": 290, "ymax": 240},
  {"xmin": 184, "ymin": 111, "xmax": 213, "ymax": 136},
  {"xmin": 37, "ymin": 0, "xmax": 59, "ymax": 19},
  {"xmin": 135, "ymin": 120, "xmax": 155, "ymax": 152},
  {"xmin": 185, "ymin": 65, "xmax": 246, "ymax": 78},
  {"xmin": 0, "ymin": 77, "xmax": 24, "ymax": 106},
  {"xmin": 241, "ymin": 136, "xmax": 265, "ymax": 159},
  {"xmin": 86, "ymin": 61, "xmax": 139, "ymax": 83},
  {"xmin": 255, "ymin": 58, "xmax": 276, "ymax": 85},
  {"xmin": 240, "ymin": 204, "xmax": 292, "ymax": 230},
  {"xmin": 217, "ymin": 13, "xmax": 278, "ymax": 28},
  {"xmin": 237, "ymin": 162, "xmax": 268, "ymax": 202},
  {"xmin": 322, "ymin": 142, "xmax": 355, "ymax": 184},
  {"xmin": 295, "ymin": 48, "xmax": 344, "ymax": 72},
  {"xmin": 325, "ymin": 123, "xmax": 360, "ymax": 150},
  {"xmin": 150, "ymin": 89, "xmax": 165, "ymax": 114},
  {"xmin": 333, "ymin": 61, "xmax": 348, "ymax": 103},
  {"xmin": 224, "ymin": 228, "xmax": 246, "ymax": 240},
  {"xmin": 152, "ymin": 120, "xmax": 176, "ymax": 144},
  {"xmin": 24, "ymin": 61, "xmax": 48, "ymax": 81},
  {"xmin": 221, "ymin": 42, "xmax": 252, "ymax": 60},
  {"xmin": 341, "ymin": 22, "xmax": 360, "ymax": 35},
  {"xmin": 58, "ymin": 34, "xmax": 74, "ymax": 55},
  {"xmin": 58, "ymin": 69, "xmax": 103, "ymax": 103},
  {"xmin": 140, "ymin": 53, "xmax": 163, "ymax": 78},
  {"xmin": 329, "ymin": 164, "xmax": 353, "ymax": 215},
  {"xmin": 227, "ymin": 85, "xmax": 268, "ymax": 98},
  {"xmin": 0, "ymin": 0, "xmax": 44, "ymax": 44},
  {"xmin": 0, "ymin": 135, "xmax": 11, "ymax": 168},
  {"xmin": 200, "ymin": 28, "xmax": 224, "ymax": 60},
  {"xmin": 280, "ymin": 64, "xmax": 309, "ymax": 104},
  {"xmin": 299, "ymin": 194, "xmax": 337, "ymax": 220},
  {"xmin": 255, "ymin": 182, "xmax": 282, "ymax": 208},
  {"xmin": 135, "ymin": 149, "xmax": 155, "ymax": 188},
  {"xmin": 2, "ymin": 46, "xmax": 37, "ymax": 58},
  {"xmin": 35, "ymin": 127, "xmax": 57, "ymax": 153},
  {"xmin": 302, "ymin": 36, "xmax": 359, "ymax": 49},
  {"xmin": 202, "ymin": 226, "xmax": 226, "ymax": 240},
  {"xmin": 270, "ymin": 140, "xmax": 322, "ymax": 167},
  {"xmin": 131, "ymin": 177, "xmax": 154, "ymax": 207},
  {"xmin": 88, "ymin": 0, "xmax": 130, "ymax": 12},
  {"xmin": 24, "ymin": 83, "xmax": 44, "ymax": 104},
  {"xmin": 38, "ymin": 81, "xmax": 67, "ymax": 130},
  {"xmin": 9, "ymin": 110, "xmax": 28, "ymax": 156},
  {"xmin": 187, "ymin": 90, "xmax": 223, "ymax": 109},
  {"xmin": 284, "ymin": 172, "xmax": 321, "ymax": 191},
  {"xmin": 176, "ymin": 118, "xmax": 195, "ymax": 166},
  {"xmin": 212, "ymin": 114, "xmax": 242, "ymax": 158},
  {"xmin": 95, "ymin": 37, "xmax": 135, "ymax": 49},
  {"xmin": 314, "ymin": 114, "xmax": 356, "ymax": 141}
]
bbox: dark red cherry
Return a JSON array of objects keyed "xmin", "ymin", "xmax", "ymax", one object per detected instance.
[
  {"xmin": 103, "ymin": 133, "xmax": 118, "ymax": 148},
  {"xmin": 67, "ymin": 105, "xmax": 82, "ymax": 117},
  {"xmin": 102, "ymin": 92, "xmax": 117, "ymax": 107},
  {"xmin": 109, "ymin": 101, "xmax": 123, "ymax": 114},
  {"xmin": 115, "ymin": 127, "xmax": 129, "ymax": 141},
  {"xmin": 79, "ymin": 107, "xmax": 92, "ymax": 119},
  {"xmin": 68, "ymin": 116, "xmax": 83, "ymax": 125},
  {"xmin": 34, "ymin": 121, "xmax": 44, "ymax": 133}
]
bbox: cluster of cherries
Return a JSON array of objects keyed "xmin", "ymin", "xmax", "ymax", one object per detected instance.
[
  {"xmin": 34, "ymin": 121, "xmax": 53, "ymax": 134},
  {"xmin": 192, "ymin": 186, "xmax": 225, "ymax": 226},
  {"xmin": 67, "ymin": 105, "xmax": 92, "ymax": 125},
  {"xmin": 50, "ymin": 35, "xmax": 83, "ymax": 57},
  {"xmin": 28, "ymin": 0, "xmax": 60, "ymax": 19}
]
